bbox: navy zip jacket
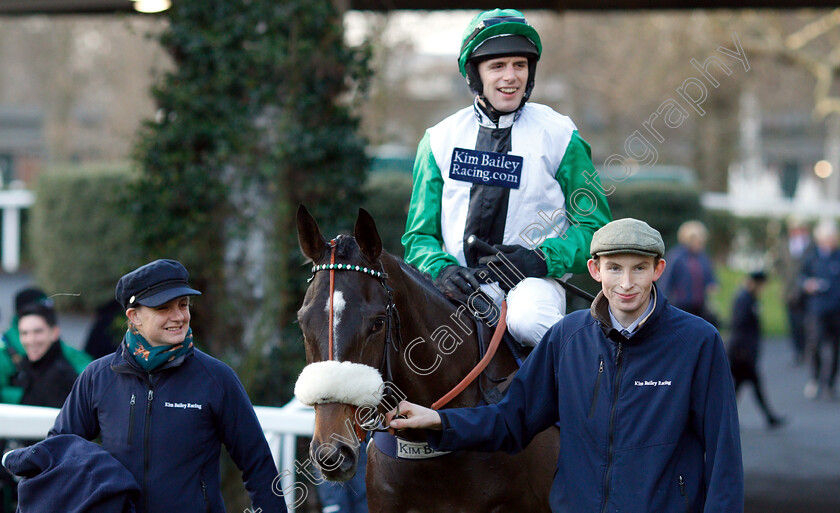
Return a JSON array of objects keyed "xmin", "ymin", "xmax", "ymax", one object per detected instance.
[
  {"xmin": 800, "ymin": 246, "xmax": 840, "ymax": 316},
  {"xmin": 430, "ymin": 286, "xmax": 743, "ymax": 513},
  {"xmin": 4, "ymin": 434, "xmax": 140, "ymax": 513},
  {"xmin": 49, "ymin": 342, "xmax": 287, "ymax": 513}
]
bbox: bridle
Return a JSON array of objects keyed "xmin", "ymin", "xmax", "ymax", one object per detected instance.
[
  {"xmin": 309, "ymin": 238, "xmax": 506, "ymax": 437},
  {"xmin": 308, "ymin": 239, "xmax": 403, "ymax": 438}
]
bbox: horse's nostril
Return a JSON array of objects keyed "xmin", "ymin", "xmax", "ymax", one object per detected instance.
[
  {"xmin": 313, "ymin": 442, "xmax": 357, "ymax": 474},
  {"xmin": 338, "ymin": 445, "xmax": 358, "ymax": 473}
]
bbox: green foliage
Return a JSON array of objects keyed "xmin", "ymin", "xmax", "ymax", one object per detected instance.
[
  {"xmin": 132, "ymin": 0, "xmax": 372, "ymax": 405},
  {"xmin": 132, "ymin": 2, "xmax": 372, "ymax": 508},
  {"xmin": 705, "ymin": 211, "xmax": 782, "ymax": 263},
  {"xmin": 361, "ymin": 171, "xmax": 413, "ymax": 258},
  {"xmin": 28, "ymin": 163, "xmax": 141, "ymax": 311},
  {"xmin": 605, "ymin": 182, "xmax": 704, "ymax": 252},
  {"xmin": 705, "ymin": 210, "xmax": 736, "ymax": 260},
  {"xmin": 711, "ymin": 266, "xmax": 787, "ymax": 338}
]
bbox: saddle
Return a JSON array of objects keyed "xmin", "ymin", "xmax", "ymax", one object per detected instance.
[{"xmin": 446, "ymin": 292, "xmax": 532, "ymax": 405}]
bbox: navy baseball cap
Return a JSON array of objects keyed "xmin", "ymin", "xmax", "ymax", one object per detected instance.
[{"xmin": 115, "ymin": 259, "xmax": 201, "ymax": 310}]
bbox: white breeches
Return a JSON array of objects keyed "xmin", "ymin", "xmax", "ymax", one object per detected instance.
[{"xmin": 480, "ymin": 277, "xmax": 566, "ymax": 347}]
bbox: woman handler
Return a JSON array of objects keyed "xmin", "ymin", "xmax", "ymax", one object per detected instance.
[{"xmin": 49, "ymin": 259, "xmax": 286, "ymax": 512}]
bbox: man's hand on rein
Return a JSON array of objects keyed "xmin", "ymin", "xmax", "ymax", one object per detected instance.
[{"xmin": 386, "ymin": 401, "xmax": 443, "ymax": 431}]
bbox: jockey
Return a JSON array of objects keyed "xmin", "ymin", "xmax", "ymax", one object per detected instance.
[{"xmin": 402, "ymin": 8, "xmax": 612, "ymax": 346}]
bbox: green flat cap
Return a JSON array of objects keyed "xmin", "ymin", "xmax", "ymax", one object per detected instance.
[{"xmin": 590, "ymin": 218, "xmax": 665, "ymax": 258}]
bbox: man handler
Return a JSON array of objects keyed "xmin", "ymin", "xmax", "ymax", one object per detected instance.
[{"xmin": 388, "ymin": 218, "xmax": 744, "ymax": 513}]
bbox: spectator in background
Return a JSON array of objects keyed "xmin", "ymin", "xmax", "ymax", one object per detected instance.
[
  {"xmin": 801, "ymin": 219, "xmax": 840, "ymax": 400},
  {"xmin": 11, "ymin": 302, "xmax": 77, "ymax": 408},
  {"xmin": 659, "ymin": 220, "xmax": 719, "ymax": 326},
  {"xmin": 774, "ymin": 216, "xmax": 813, "ymax": 365},
  {"xmin": 727, "ymin": 271, "xmax": 785, "ymax": 428},
  {"xmin": 2, "ymin": 288, "xmax": 91, "ymax": 387}
]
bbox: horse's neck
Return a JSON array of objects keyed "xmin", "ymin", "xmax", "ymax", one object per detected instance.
[
  {"xmin": 381, "ymin": 255, "xmax": 514, "ymax": 409},
  {"xmin": 384, "ymin": 256, "xmax": 466, "ymax": 335}
]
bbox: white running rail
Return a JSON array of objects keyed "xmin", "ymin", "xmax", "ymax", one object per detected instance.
[{"xmin": 0, "ymin": 399, "xmax": 315, "ymax": 512}]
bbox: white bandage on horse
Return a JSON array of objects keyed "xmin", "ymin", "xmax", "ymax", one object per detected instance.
[{"xmin": 294, "ymin": 360, "xmax": 385, "ymax": 407}]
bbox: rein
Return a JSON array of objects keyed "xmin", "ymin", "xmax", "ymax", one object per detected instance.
[
  {"xmin": 431, "ymin": 301, "xmax": 506, "ymax": 410},
  {"xmin": 310, "ymin": 242, "xmax": 507, "ymax": 421}
]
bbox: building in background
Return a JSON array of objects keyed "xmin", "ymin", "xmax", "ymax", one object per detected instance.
[{"xmin": 0, "ymin": 106, "xmax": 42, "ymax": 186}]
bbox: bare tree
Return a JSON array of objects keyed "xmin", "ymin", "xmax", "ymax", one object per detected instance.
[
  {"xmin": 738, "ymin": 9, "xmax": 840, "ymax": 197},
  {"xmin": 0, "ymin": 16, "xmax": 168, "ymax": 165}
]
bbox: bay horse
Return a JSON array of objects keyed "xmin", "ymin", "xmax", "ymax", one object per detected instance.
[{"xmin": 294, "ymin": 205, "xmax": 560, "ymax": 512}]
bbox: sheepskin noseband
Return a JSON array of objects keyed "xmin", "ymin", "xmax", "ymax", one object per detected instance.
[{"xmin": 294, "ymin": 360, "xmax": 385, "ymax": 407}]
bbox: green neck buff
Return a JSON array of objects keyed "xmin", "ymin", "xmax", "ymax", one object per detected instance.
[{"xmin": 125, "ymin": 327, "xmax": 193, "ymax": 372}]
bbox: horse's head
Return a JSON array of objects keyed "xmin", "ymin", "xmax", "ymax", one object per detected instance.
[{"xmin": 294, "ymin": 205, "xmax": 395, "ymax": 481}]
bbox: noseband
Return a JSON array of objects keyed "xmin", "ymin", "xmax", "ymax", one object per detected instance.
[{"xmin": 305, "ymin": 239, "xmax": 403, "ymax": 438}]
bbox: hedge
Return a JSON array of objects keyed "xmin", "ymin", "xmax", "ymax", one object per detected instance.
[
  {"xmin": 605, "ymin": 182, "xmax": 705, "ymax": 252},
  {"xmin": 360, "ymin": 171, "xmax": 413, "ymax": 258},
  {"xmin": 29, "ymin": 163, "xmax": 141, "ymax": 311}
]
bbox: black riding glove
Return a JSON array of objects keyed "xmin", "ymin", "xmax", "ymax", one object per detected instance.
[
  {"xmin": 435, "ymin": 265, "xmax": 482, "ymax": 302},
  {"xmin": 477, "ymin": 244, "xmax": 548, "ymax": 290}
]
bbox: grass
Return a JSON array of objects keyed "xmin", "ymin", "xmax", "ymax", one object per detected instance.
[{"xmin": 710, "ymin": 266, "xmax": 788, "ymax": 339}]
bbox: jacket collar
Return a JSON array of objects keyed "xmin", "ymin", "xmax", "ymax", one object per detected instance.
[
  {"xmin": 30, "ymin": 341, "xmax": 64, "ymax": 370},
  {"xmin": 590, "ymin": 284, "xmax": 665, "ymax": 342}
]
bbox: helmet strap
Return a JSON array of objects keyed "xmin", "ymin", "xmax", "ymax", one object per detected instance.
[
  {"xmin": 470, "ymin": 57, "xmax": 538, "ymax": 119},
  {"xmin": 476, "ymin": 95, "xmax": 505, "ymax": 123},
  {"xmin": 520, "ymin": 58, "xmax": 538, "ymax": 108}
]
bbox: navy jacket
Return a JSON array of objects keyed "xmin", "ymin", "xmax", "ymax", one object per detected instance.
[
  {"xmin": 800, "ymin": 247, "xmax": 840, "ymax": 316},
  {"xmin": 3, "ymin": 434, "xmax": 140, "ymax": 513},
  {"xmin": 430, "ymin": 286, "xmax": 743, "ymax": 513},
  {"xmin": 659, "ymin": 245, "xmax": 717, "ymax": 311},
  {"xmin": 49, "ymin": 343, "xmax": 287, "ymax": 513}
]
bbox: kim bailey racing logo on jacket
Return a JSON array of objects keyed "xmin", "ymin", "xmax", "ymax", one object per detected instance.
[
  {"xmin": 164, "ymin": 401, "xmax": 203, "ymax": 410},
  {"xmin": 449, "ymin": 147, "xmax": 523, "ymax": 189},
  {"xmin": 634, "ymin": 380, "xmax": 672, "ymax": 387}
]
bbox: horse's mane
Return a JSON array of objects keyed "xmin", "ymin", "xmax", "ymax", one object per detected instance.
[{"xmin": 391, "ymin": 255, "xmax": 441, "ymax": 296}]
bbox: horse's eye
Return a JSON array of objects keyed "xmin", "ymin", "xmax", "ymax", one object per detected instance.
[{"xmin": 371, "ymin": 318, "xmax": 386, "ymax": 333}]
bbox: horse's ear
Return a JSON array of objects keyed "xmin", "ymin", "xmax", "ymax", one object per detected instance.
[
  {"xmin": 354, "ymin": 208, "xmax": 382, "ymax": 263},
  {"xmin": 297, "ymin": 204, "xmax": 327, "ymax": 262}
]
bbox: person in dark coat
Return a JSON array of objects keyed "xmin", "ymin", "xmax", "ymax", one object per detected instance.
[
  {"xmin": 385, "ymin": 218, "xmax": 744, "ymax": 513},
  {"xmin": 801, "ymin": 219, "xmax": 840, "ymax": 400},
  {"xmin": 2, "ymin": 287, "xmax": 92, "ymax": 389},
  {"xmin": 658, "ymin": 220, "xmax": 719, "ymax": 326},
  {"xmin": 83, "ymin": 300, "xmax": 124, "ymax": 360},
  {"xmin": 12, "ymin": 302, "xmax": 77, "ymax": 409},
  {"xmin": 49, "ymin": 259, "xmax": 287, "ymax": 513},
  {"xmin": 773, "ymin": 217, "xmax": 813, "ymax": 364},
  {"xmin": 727, "ymin": 271, "xmax": 785, "ymax": 428}
]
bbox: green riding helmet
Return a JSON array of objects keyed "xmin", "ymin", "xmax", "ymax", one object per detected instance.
[{"xmin": 458, "ymin": 8, "xmax": 542, "ymax": 111}]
